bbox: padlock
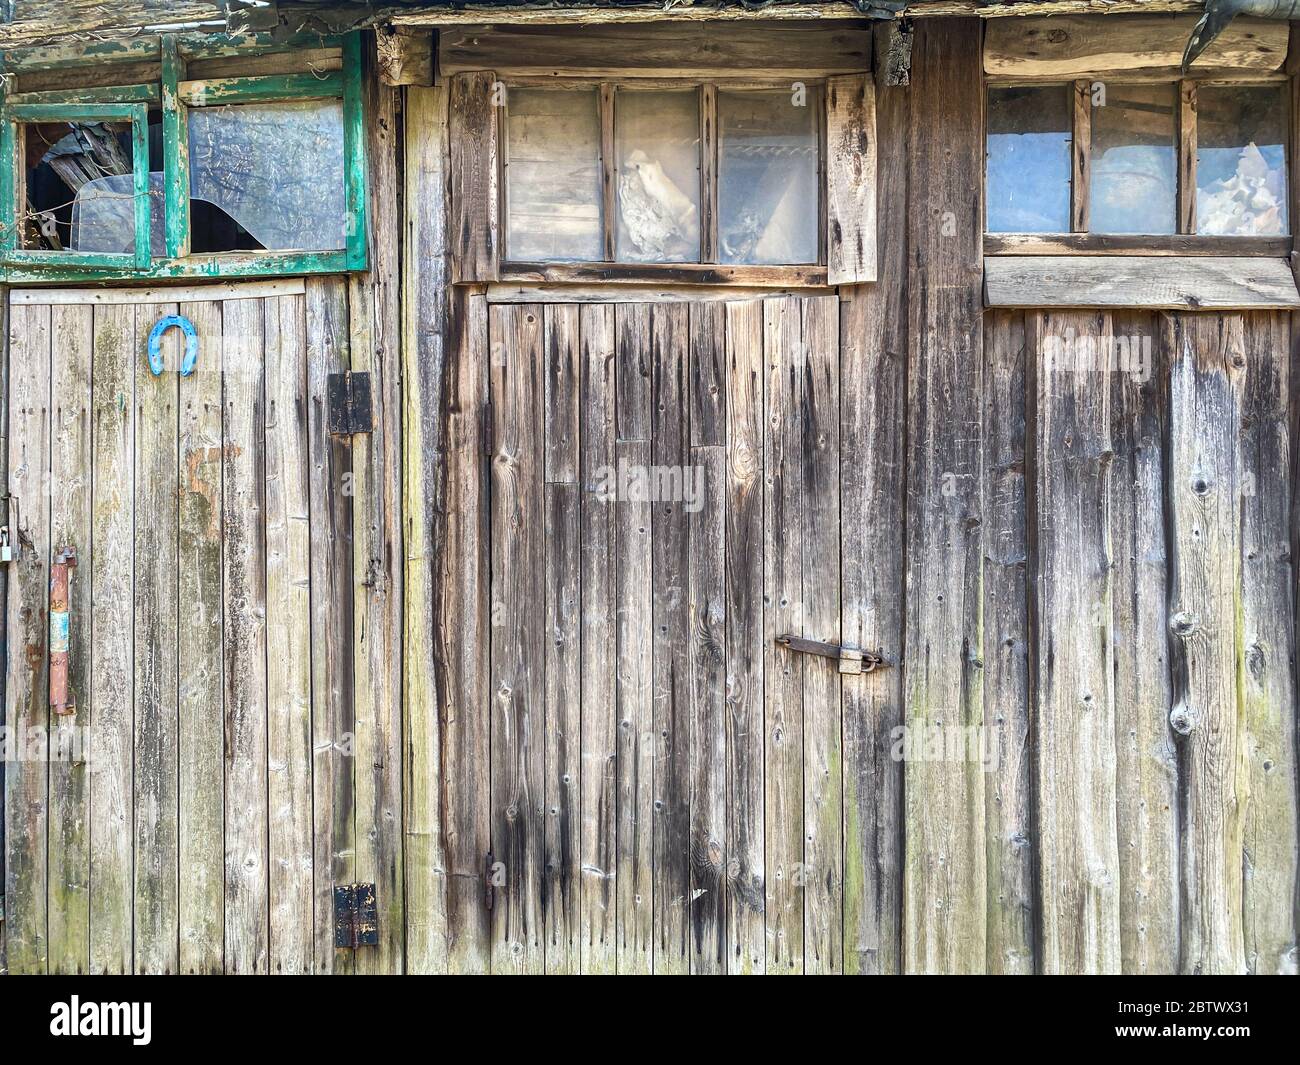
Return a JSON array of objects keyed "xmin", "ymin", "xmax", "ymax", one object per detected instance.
[{"xmin": 0, "ymin": 525, "xmax": 19, "ymax": 563}]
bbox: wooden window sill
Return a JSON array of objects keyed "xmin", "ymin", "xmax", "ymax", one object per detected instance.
[
  {"xmin": 498, "ymin": 261, "xmax": 828, "ymax": 287},
  {"xmin": 984, "ymin": 255, "xmax": 1300, "ymax": 310},
  {"xmin": 985, "ymin": 234, "xmax": 1292, "ymax": 257}
]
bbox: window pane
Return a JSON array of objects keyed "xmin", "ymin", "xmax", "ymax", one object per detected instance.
[
  {"xmin": 1196, "ymin": 84, "xmax": 1288, "ymax": 236},
  {"xmin": 718, "ymin": 88, "xmax": 819, "ymax": 264},
  {"xmin": 1090, "ymin": 84, "xmax": 1176, "ymax": 235},
  {"xmin": 505, "ymin": 87, "xmax": 602, "ymax": 261},
  {"xmin": 188, "ymin": 100, "xmax": 346, "ymax": 252},
  {"xmin": 986, "ymin": 86, "xmax": 1071, "ymax": 233},
  {"xmin": 615, "ymin": 89, "xmax": 700, "ymax": 263}
]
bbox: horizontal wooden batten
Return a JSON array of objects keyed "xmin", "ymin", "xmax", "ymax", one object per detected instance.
[
  {"xmin": 984, "ymin": 255, "xmax": 1300, "ymax": 309},
  {"xmin": 8, "ymin": 278, "xmax": 305, "ymax": 305},
  {"xmin": 984, "ymin": 15, "xmax": 1288, "ymax": 79},
  {"xmin": 985, "ymin": 234, "xmax": 1294, "ymax": 257},
  {"xmin": 486, "ymin": 282, "xmax": 834, "ymax": 303},
  {"xmin": 178, "ymin": 71, "xmax": 344, "ymax": 105},
  {"xmin": 438, "ymin": 22, "xmax": 873, "ymax": 77},
  {"xmin": 5, "ymin": 83, "xmax": 160, "ymax": 106},
  {"xmin": 498, "ymin": 261, "xmax": 828, "ymax": 287}
]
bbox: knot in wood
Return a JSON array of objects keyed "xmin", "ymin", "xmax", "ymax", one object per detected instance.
[
  {"xmin": 1170, "ymin": 611, "xmax": 1197, "ymax": 638},
  {"xmin": 1169, "ymin": 705, "xmax": 1194, "ymax": 736}
]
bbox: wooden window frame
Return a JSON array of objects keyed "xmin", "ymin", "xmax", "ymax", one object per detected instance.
[
  {"xmin": 984, "ymin": 73, "xmax": 1293, "ymax": 258},
  {"xmin": 0, "ymin": 30, "xmax": 368, "ymax": 283},
  {"xmin": 498, "ymin": 75, "xmax": 830, "ymax": 287}
]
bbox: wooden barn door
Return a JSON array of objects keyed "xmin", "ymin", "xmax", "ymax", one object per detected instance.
[
  {"xmin": 3, "ymin": 278, "xmax": 357, "ymax": 974},
  {"xmin": 484, "ymin": 293, "xmax": 872, "ymax": 973}
]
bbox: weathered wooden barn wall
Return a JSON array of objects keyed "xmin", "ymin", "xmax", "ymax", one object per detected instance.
[{"xmin": 2, "ymin": 16, "xmax": 1299, "ymax": 975}]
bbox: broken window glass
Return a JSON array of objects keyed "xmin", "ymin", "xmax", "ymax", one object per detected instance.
[
  {"xmin": 187, "ymin": 99, "xmax": 346, "ymax": 252},
  {"xmin": 1196, "ymin": 84, "xmax": 1288, "ymax": 236},
  {"xmin": 1090, "ymin": 83, "xmax": 1177, "ymax": 235},
  {"xmin": 986, "ymin": 85, "xmax": 1072, "ymax": 233},
  {"xmin": 505, "ymin": 87, "xmax": 602, "ymax": 261},
  {"xmin": 615, "ymin": 89, "xmax": 700, "ymax": 263},
  {"xmin": 717, "ymin": 88, "xmax": 819, "ymax": 264}
]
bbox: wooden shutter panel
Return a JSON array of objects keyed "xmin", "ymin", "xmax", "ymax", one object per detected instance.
[
  {"xmin": 825, "ymin": 73, "xmax": 877, "ymax": 286},
  {"xmin": 450, "ymin": 70, "xmax": 500, "ymax": 283}
]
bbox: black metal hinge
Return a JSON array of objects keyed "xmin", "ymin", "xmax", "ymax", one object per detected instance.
[
  {"xmin": 327, "ymin": 371, "xmax": 374, "ymax": 435},
  {"xmin": 776, "ymin": 634, "xmax": 892, "ymax": 675},
  {"xmin": 334, "ymin": 883, "xmax": 379, "ymax": 949}
]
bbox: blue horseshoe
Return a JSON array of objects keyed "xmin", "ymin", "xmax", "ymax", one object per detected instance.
[{"xmin": 147, "ymin": 314, "xmax": 199, "ymax": 377}]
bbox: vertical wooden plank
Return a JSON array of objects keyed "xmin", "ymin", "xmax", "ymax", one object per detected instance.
[
  {"xmin": 826, "ymin": 73, "xmax": 877, "ymax": 286},
  {"xmin": 4, "ymin": 302, "xmax": 50, "ymax": 973},
  {"xmin": 700, "ymin": 83, "xmax": 718, "ymax": 264},
  {"xmin": 1165, "ymin": 312, "xmax": 1247, "ymax": 974},
  {"xmin": 0, "ymin": 283, "xmax": 7, "ymax": 976},
  {"xmin": 489, "ymin": 303, "xmax": 546, "ymax": 973},
  {"xmin": 688, "ymin": 440, "xmax": 726, "ymax": 974},
  {"xmin": 306, "ymin": 277, "xmax": 355, "ymax": 974},
  {"xmin": 690, "ymin": 302, "xmax": 724, "ymax": 448},
  {"xmin": 349, "ymin": 66, "xmax": 404, "ymax": 975},
  {"xmin": 840, "ymin": 35, "xmax": 907, "ymax": 975},
  {"xmin": 651, "ymin": 301, "xmax": 691, "ymax": 975},
  {"xmin": 265, "ymin": 293, "xmax": 313, "ymax": 974},
  {"xmin": 161, "ymin": 35, "xmax": 189, "ymax": 259},
  {"xmin": 544, "ymin": 481, "xmax": 580, "ymax": 973},
  {"xmin": 177, "ymin": 298, "xmax": 224, "ymax": 974},
  {"xmin": 1239, "ymin": 312, "xmax": 1297, "ymax": 974},
  {"xmin": 724, "ymin": 299, "xmax": 765, "ymax": 974},
  {"xmin": 579, "ymin": 303, "xmax": 617, "ymax": 974},
  {"xmin": 1177, "ymin": 80, "xmax": 1197, "ymax": 236},
  {"xmin": 1071, "ymin": 80, "xmax": 1090, "ymax": 234},
  {"xmin": 613, "ymin": 304, "xmax": 654, "ymax": 973},
  {"xmin": 1030, "ymin": 310, "xmax": 1121, "ymax": 974},
  {"xmin": 403, "ymin": 83, "xmax": 451, "ymax": 976},
  {"xmin": 449, "ymin": 71, "xmax": 500, "ymax": 283},
  {"xmin": 440, "ymin": 291, "xmax": 491, "ymax": 974},
  {"xmin": 600, "ymin": 83, "xmax": 616, "ymax": 264},
  {"xmin": 1110, "ymin": 309, "xmax": 1178, "ymax": 974},
  {"xmin": 221, "ymin": 295, "xmax": 268, "ymax": 975},
  {"xmin": 903, "ymin": 19, "xmax": 986, "ymax": 974},
  {"xmin": 763, "ymin": 295, "xmax": 804, "ymax": 975},
  {"xmin": 543, "ymin": 303, "xmax": 581, "ymax": 974},
  {"xmin": 89, "ymin": 303, "xmax": 134, "ymax": 974},
  {"xmin": 800, "ymin": 296, "xmax": 842, "ymax": 974},
  {"xmin": 981, "ymin": 312, "xmax": 1033, "ymax": 974},
  {"xmin": 133, "ymin": 301, "xmax": 180, "ymax": 974},
  {"xmin": 47, "ymin": 304, "xmax": 92, "ymax": 975}
]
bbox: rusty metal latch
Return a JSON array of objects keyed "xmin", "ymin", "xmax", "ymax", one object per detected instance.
[
  {"xmin": 334, "ymin": 883, "xmax": 379, "ymax": 949},
  {"xmin": 776, "ymin": 634, "xmax": 891, "ymax": 675},
  {"xmin": 327, "ymin": 371, "xmax": 374, "ymax": 435}
]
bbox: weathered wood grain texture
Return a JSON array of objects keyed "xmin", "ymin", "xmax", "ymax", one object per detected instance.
[
  {"xmin": 306, "ymin": 276, "xmax": 356, "ymax": 975},
  {"xmin": 449, "ymin": 71, "xmax": 500, "ymax": 284},
  {"xmin": 688, "ymin": 442, "xmax": 726, "ymax": 974},
  {"xmin": 983, "ymin": 15, "xmax": 1287, "ymax": 77},
  {"xmin": 839, "ymin": 34, "xmax": 907, "ymax": 974},
  {"xmin": 902, "ymin": 19, "xmax": 987, "ymax": 974},
  {"xmin": 1165, "ymin": 312, "xmax": 1247, "ymax": 975},
  {"xmin": 47, "ymin": 304, "xmax": 92, "ymax": 974},
  {"xmin": 1029, "ymin": 311, "xmax": 1121, "ymax": 974},
  {"xmin": 264, "ymin": 293, "xmax": 314, "ymax": 974},
  {"xmin": 402, "ymin": 83, "xmax": 451, "ymax": 975},
  {"xmin": 613, "ymin": 304, "xmax": 654, "ymax": 972},
  {"xmin": 4, "ymin": 303, "xmax": 51, "ymax": 974},
  {"xmin": 545, "ymin": 479, "xmax": 581, "ymax": 973},
  {"xmin": 651, "ymin": 301, "xmax": 692, "ymax": 975},
  {"xmin": 221, "ymin": 295, "xmax": 268, "ymax": 975},
  {"xmin": 544, "ymin": 304, "xmax": 580, "ymax": 485},
  {"xmin": 133, "ymin": 301, "xmax": 180, "ymax": 974},
  {"xmin": 981, "ymin": 312, "xmax": 1032, "ymax": 975},
  {"xmin": 177, "ymin": 298, "xmax": 224, "ymax": 973},
  {"xmin": 763, "ymin": 296, "xmax": 804, "ymax": 975},
  {"xmin": 439, "ymin": 290, "xmax": 492, "ymax": 973},
  {"xmin": 0, "ymin": 285, "xmax": 7, "ymax": 975},
  {"xmin": 984, "ymin": 257, "xmax": 1300, "ymax": 311},
  {"xmin": 578, "ymin": 303, "xmax": 618, "ymax": 974},
  {"xmin": 438, "ymin": 22, "xmax": 873, "ymax": 77},
  {"xmin": 489, "ymin": 303, "xmax": 546, "ymax": 973},
  {"xmin": 1238, "ymin": 312, "xmax": 1298, "ymax": 974},
  {"xmin": 1109, "ymin": 309, "xmax": 1178, "ymax": 974},
  {"xmin": 825, "ymin": 74, "xmax": 877, "ymax": 286},
  {"xmin": 723, "ymin": 298, "xmax": 765, "ymax": 974},
  {"xmin": 799, "ymin": 296, "xmax": 842, "ymax": 974},
  {"xmin": 690, "ymin": 302, "xmax": 724, "ymax": 449},
  {"xmin": 349, "ymin": 67, "xmax": 405, "ymax": 975},
  {"xmin": 89, "ymin": 302, "xmax": 134, "ymax": 974},
  {"xmin": 376, "ymin": 27, "xmax": 433, "ymax": 86}
]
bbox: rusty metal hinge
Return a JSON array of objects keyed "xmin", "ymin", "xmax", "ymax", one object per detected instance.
[
  {"xmin": 334, "ymin": 883, "xmax": 379, "ymax": 949},
  {"xmin": 327, "ymin": 371, "xmax": 374, "ymax": 435},
  {"xmin": 776, "ymin": 634, "xmax": 892, "ymax": 675}
]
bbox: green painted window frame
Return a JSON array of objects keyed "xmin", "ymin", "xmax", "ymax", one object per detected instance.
[{"xmin": 0, "ymin": 30, "xmax": 368, "ymax": 283}]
